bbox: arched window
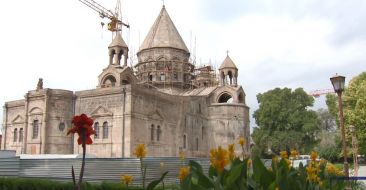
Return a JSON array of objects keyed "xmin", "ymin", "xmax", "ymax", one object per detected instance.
[
  {"xmin": 218, "ymin": 93, "xmax": 233, "ymax": 103},
  {"xmin": 157, "ymin": 126, "xmax": 161, "ymax": 141},
  {"xmin": 183, "ymin": 134, "xmax": 187, "ymax": 149},
  {"xmin": 33, "ymin": 120, "xmax": 39, "ymax": 139},
  {"xmin": 19, "ymin": 128, "xmax": 23, "ymax": 142},
  {"xmin": 160, "ymin": 73, "xmax": 165, "ymax": 81},
  {"xmin": 151, "ymin": 124, "xmax": 155, "ymax": 141},
  {"xmin": 228, "ymin": 70, "xmax": 233, "ymax": 85},
  {"xmin": 238, "ymin": 93, "xmax": 244, "ymax": 103},
  {"xmin": 103, "ymin": 75, "xmax": 117, "ymax": 87},
  {"xmin": 103, "ymin": 122, "xmax": 108, "ymax": 139},
  {"xmin": 13, "ymin": 128, "xmax": 18, "ymax": 142},
  {"xmin": 196, "ymin": 138, "xmax": 199, "ymax": 151},
  {"xmin": 94, "ymin": 122, "xmax": 99, "ymax": 139},
  {"xmin": 58, "ymin": 122, "xmax": 65, "ymax": 132}
]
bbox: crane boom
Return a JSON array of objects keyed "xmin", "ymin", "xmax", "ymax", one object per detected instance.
[
  {"xmin": 79, "ymin": 0, "xmax": 115, "ymax": 19},
  {"xmin": 78, "ymin": 0, "xmax": 129, "ymax": 32},
  {"xmin": 308, "ymin": 89, "xmax": 335, "ymax": 98}
]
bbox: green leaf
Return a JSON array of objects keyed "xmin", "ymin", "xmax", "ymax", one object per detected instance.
[
  {"xmin": 208, "ymin": 166, "xmax": 217, "ymax": 178},
  {"xmin": 252, "ymin": 157, "xmax": 275, "ymax": 188},
  {"xmin": 191, "ymin": 167, "xmax": 214, "ymax": 188},
  {"xmin": 225, "ymin": 163, "xmax": 244, "ymax": 185},
  {"xmin": 189, "ymin": 160, "xmax": 203, "ymax": 173},
  {"xmin": 146, "ymin": 171, "xmax": 168, "ymax": 190}
]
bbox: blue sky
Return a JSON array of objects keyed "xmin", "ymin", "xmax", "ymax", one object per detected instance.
[{"xmin": 0, "ymin": 0, "xmax": 365, "ymax": 133}]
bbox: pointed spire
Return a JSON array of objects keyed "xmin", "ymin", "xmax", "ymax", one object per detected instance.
[
  {"xmin": 138, "ymin": 6, "xmax": 189, "ymax": 53},
  {"xmin": 109, "ymin": 32, "xmax": 128, "ymax": 48},
  {"xmin": 219, "ymin": 54, "xmax": 237, "ymax": 70}
]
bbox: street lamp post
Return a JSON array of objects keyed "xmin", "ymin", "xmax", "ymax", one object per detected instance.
[
  {"xmin": 330, "ymin": 74, "xmax": 349, "ymax": 177},
  {"xmin": 349, "ymin": 125, "xmax": 358, "ymax": 176}
]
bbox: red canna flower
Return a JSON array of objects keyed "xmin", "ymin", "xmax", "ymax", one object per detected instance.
[{"xmin": 67, "ymin": 114, "xmax": 96, "ymax": 145}]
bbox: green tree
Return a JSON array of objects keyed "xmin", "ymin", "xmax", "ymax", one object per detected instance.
[
  {"xmin": 325, "ymin": 93, "xmax": 339, "ymax": 125},
  {"xmin": 252, "ymin": 88, "xmax": 320, "ymax": 156},
  {"xmin": 317, "ymin": 108, "xmax": 336, "ymax": 132},
  {"xmin": 343, "ymin": 72, "xmax": 366, "ymax": 154}
]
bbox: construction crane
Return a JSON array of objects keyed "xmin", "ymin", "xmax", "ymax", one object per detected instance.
[
  {"xmin": 308, "ymin": 89, "xmax": 335, "ymax": 98},
  {"xmin": 78, "ymin": 0, "xmax": 129, "ymax": 32}
]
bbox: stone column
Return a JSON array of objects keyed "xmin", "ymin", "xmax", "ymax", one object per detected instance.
[
  {"xmin": 41, "ymin": 90, "xmax": 49, "ymax": 154},
  {"xmin": 114, "ymin": 48, "xmax": 121, "ymax": 65},
  {"xmin": 23, "ymin": 93, "xmax": 29, "ymax": 153},
  {"xmin": 109, "ymin": 50, "xmax": 114, "ymax": 65},
  {"xmin": 123, "ymin": 51, "xmax": 128, "ymax": 67},
  {"xmin": 1, "ymin": 103, "xmax": 8, "ymax": 150}
]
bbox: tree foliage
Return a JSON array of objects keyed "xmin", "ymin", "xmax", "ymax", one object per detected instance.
[
  {"xmin": 343, "ymin": 72, "xmax": 366, "ymax": 154},
  {"xmin": 316, "ymin": 108, "xmax": 336, "ymax": 132},
  {"xmin": 326, "ymin": 72, "xmax": 366, "ymax": 154},
  {"xmin": 252, "ymin": 88, "xmax": 320, "ymax": 156}
]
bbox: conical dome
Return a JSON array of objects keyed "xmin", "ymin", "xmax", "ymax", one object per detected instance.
[
  {"xmin": 219, "ymin": 55, "xmax": 238, "ymax": 70},
  {"xmin": 109, "ymin": 32, "xmax": 128, "ymax": 48},
  {"xmin": 138, "ymin": 6, "xmax": 189, "ymax": 53}
]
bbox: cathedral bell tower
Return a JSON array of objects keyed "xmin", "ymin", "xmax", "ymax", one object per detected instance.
[
  {"xmin": 108, "ymin": 32, "xmax": 129, "ymax": 67},
  {"xmin": 219, "ymin": 53, "xmax": 238, "ymax": 87}
]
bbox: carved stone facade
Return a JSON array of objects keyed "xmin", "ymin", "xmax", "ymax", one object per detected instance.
[{"xmin": 1, "ymin": 6, "xmax": 250, "ymax": 158}]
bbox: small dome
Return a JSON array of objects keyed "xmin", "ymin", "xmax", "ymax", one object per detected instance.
[
  {"xmin": 219, "ymin": 55, "xmax": 237, "ymax": 70},
  {"xmin": 109, "ymin": 32, "xmax": 128, "ymax": 48}
]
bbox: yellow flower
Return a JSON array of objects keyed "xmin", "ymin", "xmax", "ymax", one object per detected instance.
[
  {"xmin": 121, "ymin": 174, "xmax": 133, "ymax": 186},
  {"xmin": 319, "ymin": 158, "xmax": 327, "ymax": 166},
  {"xmin": 285, "ymin": 158, "xmax": 292, "ymax": 168},
  {"xmin": 134, "ymin": 144, "xmax": 147, "ymax": 159},
  {"xmin": 290, "ymin": 149, "xmax": 298, "ymax": 159},
  {"xmin": 178, "ymin": 166, "xmax": 190, "ymax": 181},
  {"xmin": 326, "ymin": 164, "xmax": 335, "ymax": 174},
  {"xmin": 179, "ymin": 151, "xmax": 185, "ymax": 160},
  {"xmin": 280, "ymin": 151, "xmax": 288, "ymax": 159},
  {"xmin": 272, "ymin": 156, "xmax": 279, "ymax": 163},
  {"xmin": 306, "ymin": 165, "xmax": 316, "ymax": 175},
  {"xmin": 228, "ymin": 144, "xmax": 236, "ymax": 160},
  {"xmin": 210, "ymin": 146, "xmax": 229, "ymax": 173},
  {"xmin": 310, "ymin": 151, "xmax": 318, "ymax": 162},
  {"xmin": 247, "ymin": 158, "xmax": 252, "ymax": 166},
  {"xmin": 239, "ymin": 137, "xmax": 245, "ymax": 147}
]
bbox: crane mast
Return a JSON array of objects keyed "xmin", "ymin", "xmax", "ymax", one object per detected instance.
[{"xmin": 78, "ymin": 0, "xmax": 129, "ymax": 32}]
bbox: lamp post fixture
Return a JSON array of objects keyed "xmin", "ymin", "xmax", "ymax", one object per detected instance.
[
  {"xmin": 349, "ymin": 125, "xmax": 358, "ymax": 176},
  {"xmin": 330, "ymin": 74, "xmax": 349, "ymax": 177}
]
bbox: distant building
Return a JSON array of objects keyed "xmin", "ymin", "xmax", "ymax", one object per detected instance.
[{"xmin": 1, "ymin": 6, "xmax": 250, "ymax": 158}]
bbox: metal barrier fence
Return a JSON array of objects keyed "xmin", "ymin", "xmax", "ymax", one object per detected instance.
[{"xmin": 0, "ymin": 156, "xmax": 210, "ymax": 185}]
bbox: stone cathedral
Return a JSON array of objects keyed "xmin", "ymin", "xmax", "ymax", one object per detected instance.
[{"xmin": 1, "ymin": 6, "xmax": 250, "ymax": 158}]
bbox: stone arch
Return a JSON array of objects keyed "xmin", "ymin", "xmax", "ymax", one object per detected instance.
[
  {"xmin": 121, "ymin": 75, "xmax": 132, "ymax": 85},
  {"xmin": 217, "ymin": 92, "xmax": 233, "ymax": 103},
  {"xmin": 151, "ymin": 124, "xmax": 155, "ymax": 141},
  {"xmin": 102, "ymin": 75, "xmax": 117, "ymax": 87},
  {"xmin": 227, "ymin": 70, "xmax": 233, "ymax": 85},
  {"xmin": 238, "ymin": 93, "xmax": 245, "ymax": 103},
  {"xmin": 156, "ymin": 55, "xmax": 166, "ymax": 61},
  {"xmin": 13, "ymin": 128, "xmax": 18, "ymax": 142},
  {"xmin": 157, "ymin": 125, "xmax": 161, "ymax": 141},
  {"xmin": 102, "ymin": 121, "xmax": 109, "ymax": 139},
  {"xmin": 109, "ymin": 49, "xmax": 116, "ymax": 65},
  {"xmin": 171, "ymin": 57, "xmax": 180, "ymax": 62},
  {"xmin": 94, "ymin": 122, "xmax": 100, "ymax": 139},
  {"xmin": 29, "ymin": 107, "xmax": 43, "ymax": 115}
]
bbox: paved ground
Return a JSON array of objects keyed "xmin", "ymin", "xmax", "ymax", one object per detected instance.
[{"xmin": 357, "ymin": 165, "xmax": 366, "ymax": 186}]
